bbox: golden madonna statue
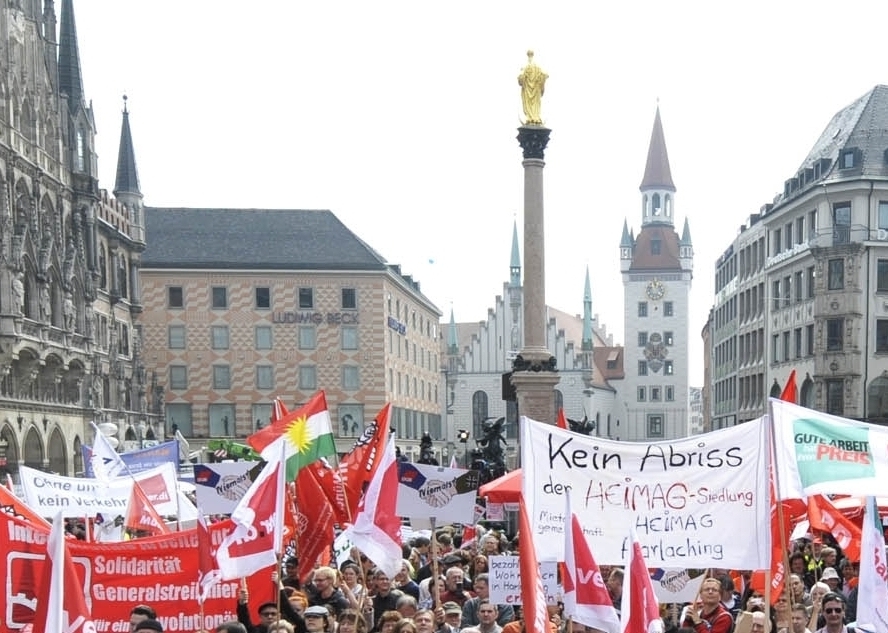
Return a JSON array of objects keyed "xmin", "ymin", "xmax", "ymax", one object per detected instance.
[{"xmin": 518, "ymin": 50, "xmax": 548, "ymax": 125}]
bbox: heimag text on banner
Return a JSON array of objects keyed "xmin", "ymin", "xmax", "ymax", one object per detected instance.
[{"xmin": 520, "ymin": 416, "xmax": 770, "ymax": 567}]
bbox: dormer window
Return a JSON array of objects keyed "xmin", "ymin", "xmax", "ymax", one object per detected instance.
[
  {"xmin": 841, "ymin": 149, "xmax": 856, "ymax": 169},
  {"xmin": 814, "ymin": 162, "xmax": 821, "ymax": 179}
]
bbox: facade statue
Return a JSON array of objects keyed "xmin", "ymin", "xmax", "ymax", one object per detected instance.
[
  {"xmin": 38, "ymin": 285, "xmax": 51, "ymax": 322},
  {"xmin": 518, "ymin": 50, "xmax": 548, "ymax": 126},
  {"xmin": 63, "ymin": 291, "xmax": 75, "ymax": 330},
  {"xmin": 11, "ymin": 271, "xmax": 24, "ymax": 314}
]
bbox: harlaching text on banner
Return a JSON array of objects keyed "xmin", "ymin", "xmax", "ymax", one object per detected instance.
[{"xmin": 520, "ymin": 416, "xmax": 770, "ymax": 567}]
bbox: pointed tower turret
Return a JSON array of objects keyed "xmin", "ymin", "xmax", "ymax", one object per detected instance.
[
  {"xmin": 58, "ymin": 0, "xmax": 97, "ymax": 180},
  {"xmin": 114, "ymin": 95, "xmax": 145, "ymax": 245},
  {"xmin": 43, "ymin": 0, "xmax": 58, "ymax": 86},
  {"xmin": 640, "ymin": 105, "xmax": 676, "ymax": 227},
  {"xmin": 447, "ymin": 308, "xmax": 459, "ymax": 356},
  {"xmin": 581, "ymin": 267, "xmax": 594, "ymax": 354},
  {"xmin": 619, "ymin": 219, "xmax": 634, "ymax": 273},
  {"xmin": 680, "ymin": 216, "xmax": 694, "ymax": 270},
  {"xmin": 58, "ymin": 0, "xmax": 83, "ymax": 110},
  {"xmin": 510, "ymin": 220, "xmax": 521, "ymax": 288}
]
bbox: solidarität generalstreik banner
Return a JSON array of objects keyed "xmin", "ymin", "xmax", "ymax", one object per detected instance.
[
  {"xmin": 520, "ymin": 416, "xmax": 770, "ymax": 568},
  {"xmin": 770, "ymin": 398, "xmax": 888, "ymax": 498}
]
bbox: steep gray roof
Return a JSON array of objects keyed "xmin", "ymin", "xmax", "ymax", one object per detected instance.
[
  {"xmin": 142, "ymin": 208, "xmax": 389, "ymax": 270},
  {"xmin": 775, "ymin": 85, "xmax": 888, "ymax": 207}
]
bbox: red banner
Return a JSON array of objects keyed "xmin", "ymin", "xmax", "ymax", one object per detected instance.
[{"xmin": 1, "ymin": 512, "xmax": 275, "ymax": 632}]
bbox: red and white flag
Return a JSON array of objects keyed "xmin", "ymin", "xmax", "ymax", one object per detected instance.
[
  {"xmin": 124, "ymin": 483, "xmax": 171, "ymax": 537},
  {"xmin": 338, "ymin": 403, "xmax": 392, "ymax": 520},
  {"xmin": 449, "ymin": 454, "xmax": 459, "ymax": 469},
  {"xmin": 856, "ymin": 496, "xmax": 888, "ymax": 633},
  {"xmin": 621, "ymin": 527, "xmax": 661, "ymax": 633},
  {"xmin": 806, "ymin": 493, "xmax": 862, "ymax": 562},
  {"xmin": 31, "ymin": 510, "xmax": 96, "ymax": 633},
  {"xmin": 563, "ymin": 495, "xmax": 620, "ymax": 633},
  {"xmin": 341, "ymin": 434, "xmax": 402, "ymax": 579},
  {"xmin": 197, "ymin": 510, "xmax": 221, "ymax": 603},
  {"xmin": 216, "ymin": 451, "xmax": 285, "ymax": 580},
  {"xmin": 519, "ymin": 492, "xmax": 550, "ymax": 633}
]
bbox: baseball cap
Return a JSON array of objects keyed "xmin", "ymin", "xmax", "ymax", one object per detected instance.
[{"xmin": 443, "ymin": 602, "xmax": 462, "ymax": 615}]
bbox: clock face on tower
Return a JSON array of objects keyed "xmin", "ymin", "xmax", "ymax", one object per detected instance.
[{"xmin": 646, "ymin": 279, "xmax": 665, "ymax": 301}]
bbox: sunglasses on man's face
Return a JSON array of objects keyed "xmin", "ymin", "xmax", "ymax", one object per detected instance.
[{"xmin": 825, "ymin": 608, "xmax": 843, "ymax": 615}]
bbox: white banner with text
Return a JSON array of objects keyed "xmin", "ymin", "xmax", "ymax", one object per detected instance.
[{"xmin": 520, "ymin": 417, "xmax": 770, "ymax": 568}]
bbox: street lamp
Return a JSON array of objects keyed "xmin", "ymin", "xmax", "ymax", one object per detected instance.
[{"xmin": 457, "ymin": 429, "xmax": 470, "ymax": 467}]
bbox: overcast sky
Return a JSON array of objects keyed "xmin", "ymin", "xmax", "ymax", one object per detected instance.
[{"xmin": 73, "ymin": 1, "xmax": 888, "ymax": 386}]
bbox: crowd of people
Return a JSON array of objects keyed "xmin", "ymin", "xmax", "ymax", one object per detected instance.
[{"xmin": 124, "ymin": 525, "xmax": 867, "ymax": 633}]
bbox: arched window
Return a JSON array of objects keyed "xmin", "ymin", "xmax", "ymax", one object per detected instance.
[
  {"xmin": 652, "ymin": 193, "xmax": 661, "ymax": 215},
  {"xmin": 800, "ymin": 376, "xmax": 815, "ymax": 409},
  {"xmin": 867, "ymin": 371, "xmax": 888, "ymax": 420},
  {"xmin": 554, "ymin": 389, "xmax": 564, "ymax": 413},
  {"xmin": 118, "ymin": 254, "xmax": 128, "ymax": 298},
  {"xmin": 472, "ymin": 390, "xmax": 489, "ymax": 439}
]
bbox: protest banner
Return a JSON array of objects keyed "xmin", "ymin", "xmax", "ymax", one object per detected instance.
[
  {"xmin": 520, "ymin": 416, "xmax": 770, "ymax": 567},
  {"xmin": 488, "ymin": 555, "xmax": 560, "ymax": 606},
  {"xmin": 396, "ymin": 463, "xmax": 479, "ymax": 523},
  {"xmin": 19, "ymin": 462, "xmax": 195, "ymax": 520},
  {"xmin": 193, "ymin": 462, "xmax": 257, "ymax": 515},
  {"xmin": 770, "ymin": 398, "xmax": 888, "ymax": 498},
  {"xmin": 649, "ymin": 568, "xmax": 708, "ymax": 604},
  {"xmin": 0, "ymin": 511, "xmax": 274, "ymax": 632},
  {"xmin": 83, "ymin": 440, "xmax": 180, "ymax": 478}
]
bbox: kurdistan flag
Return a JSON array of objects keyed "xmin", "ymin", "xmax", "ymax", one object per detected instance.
[{"xmin": 247, "ymin": 390, "xmax": 336, "ymax": 480}]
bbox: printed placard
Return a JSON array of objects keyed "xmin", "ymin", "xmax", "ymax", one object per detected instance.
[{"xmin": 488, "ymin": 555, "xmax": 560, "ymax": 605}]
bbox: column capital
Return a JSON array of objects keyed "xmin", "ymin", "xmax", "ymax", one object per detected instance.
[{"xmin": 517, "ymin": 126, "xmax": 551, "ymax": 160}]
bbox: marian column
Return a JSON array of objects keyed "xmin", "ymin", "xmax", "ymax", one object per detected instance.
[{"xmin": 511, "ymin": 51, "xmax": 559, "ymax": 427}]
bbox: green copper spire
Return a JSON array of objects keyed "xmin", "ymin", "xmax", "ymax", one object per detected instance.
[
  {"xmin": 510, "ymin": 219, "xmax": 521, "ymax": 288},
  {"xmin": 447, "ymin": 308, "xmax": 459, "ymax": 355},
  {"xmin": 582, "ymin": 266, "xmax": 593, "ymax": 352}
]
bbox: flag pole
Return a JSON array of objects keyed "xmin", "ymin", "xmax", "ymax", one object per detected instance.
[
  {"xmin": 275, "ymin": 440, "xmax": 287, "ymax": 615},
  {"xmin": 430, "ymin": 516, "xmax": 441, "ymax": 611}
]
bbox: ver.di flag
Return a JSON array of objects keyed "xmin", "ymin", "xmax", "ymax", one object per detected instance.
[
  {"xmin": 621, "ymin": 527, "xmax": 660, "ymax": 633},
  {"xmin": 216, "ymin": 454, "xmax": 285, "ymax": 580},
  {"xmin": 340, "ymin": 434, "xmax": 402, "ymax": 579},
  {"xmin": 31, "ymin": 510, "xmax": 97, "ymax": 633},
  {"xmin": 855, "ymin": 496, "xmax": 888, "ymax": 633},
  {"xmin": 248, "ymin": 390, "xmax": 335, "ymax": 480},
  {"xmin": 563, "ymin": 493, "xmax": 620, "ymax": 633},
  {"xmin": 519, "ymin": 491, "xmax": 550, "ymax": 633}
]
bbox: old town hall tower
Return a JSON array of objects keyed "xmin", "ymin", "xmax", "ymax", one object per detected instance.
[{"xmin": 619, "ymin": 107, "xmax": 694, "ymax": 440}]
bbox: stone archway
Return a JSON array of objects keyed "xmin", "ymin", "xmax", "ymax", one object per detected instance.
[
  {"xmin": 46, "ymin": 426, "xmax": 67, "ymax": 475},
  {"xmin": 23, "ymin": 426, "xmax": 44, "ymax": 471}
]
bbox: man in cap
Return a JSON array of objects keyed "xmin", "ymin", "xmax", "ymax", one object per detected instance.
[
  {"xmin": 437, "ymin": 601, "xmax": 464, "ymax": 633},
  {"xmin": 304, "ymin": 605, "xmax": 332, "ymax": 633}
]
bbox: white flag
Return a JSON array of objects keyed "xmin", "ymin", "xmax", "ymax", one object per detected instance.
[
  {"xmin": 89, "ymin": 421, "xmax": 127, "ymax": 482},
  {"xmin": 856, "ymin": 496, "xmax": 888, "ymax": 633}
]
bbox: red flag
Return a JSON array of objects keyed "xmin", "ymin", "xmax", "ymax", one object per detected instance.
[
  {"xmin": 807, "ymin": 494, "xmax": 862, "ymax": 562},
  {"xmin": 519, "ymin": 492, "xmax": 550, "ymax": 633},
  {"xmin": 620, "ymin": 528, "xmax": 660, "ymax": 633},
  {"xmin": 338, "ymin": 403, "xmax": 391, "ymax": 520},
  {"xmin": 780, "ymin": 370, "xmax": 797, "ymax": 404},
  {"xmin": 294, "ymin": 463, "xmax": 336, "ymax": 581},
  {"xmin": 306, "ymin": 458, "xmax": 351, "ymax": 526},
  {"xmin": 557, "ymin": 408, "xmax": 569, "ymax": 430},
  {"xmin": 342, "ymin": 434, "xmax": 402, "ymax": 579},
  {"xmin": 197, "ymin": 510, "xmax": 221, "ymax": 603},
  {"xmin": 124, "ymin": 483, "xmax": 171, "ymax": 537},
  {"xmin": 31, "ymin": 511, "xmax": 96, "ymax": 633},
  {"xmin": 0, "ymin": 480, "xmax": 51, "ymax": 527},
  {"xmin": 216, "ymin": 458, "xmax": 285, "ymax": 580},
  {"xmin": 563, "ymin": 495, "xmax": 620, "ymax": 633}
]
